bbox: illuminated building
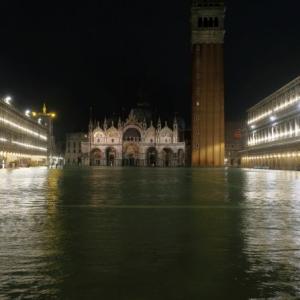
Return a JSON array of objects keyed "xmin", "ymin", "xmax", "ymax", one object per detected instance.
[
  {"xmin": 65, "ymin": 132, "xmax": 88, "ymax": 165},
  {"xmin": 241, "ymin": 76, "xmax": 300, "ymax": 170},
  {"xmin": 65, "ymin": 107, "xmax": 186, "ymax": 167},
  {"xmin": 0, "ymin": 98, "xmax": 48, "ymax": 168},
  {"xmin": 191, "ymin": 0, "xmax": 225, "ymax": 167},
  {"xmin": 225, "ymin": 121, "xmax": 245, "ymax": 167}
]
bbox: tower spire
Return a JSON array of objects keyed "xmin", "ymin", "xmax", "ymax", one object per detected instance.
[
  {"xmin": 157, "ymin": 117, "xmax": 161, "ymax": 131},
  {"xmin": 89, "ymin": 107, "xmax": 93, "ymax": 132}
]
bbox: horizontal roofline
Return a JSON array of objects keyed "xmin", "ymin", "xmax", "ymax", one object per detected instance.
[
  {"xmin": 0, "ymin": 101, "xmax": 47, "ymax": 130},
  {"xmin": 247, "ymin": 76, "xmax": 300, "ymax": 113}
]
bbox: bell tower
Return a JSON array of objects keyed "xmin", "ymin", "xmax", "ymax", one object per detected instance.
[{"xmin": 191, "ymin": 0, "xmax": 225, "ymax": 167}]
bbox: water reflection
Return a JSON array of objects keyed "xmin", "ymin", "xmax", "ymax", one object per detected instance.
[
  {"xmin": 242, "ymin": 169, "xmax": 300, "ymax": 298},
  {"xmin": 1, "ymin": 168, "xmax": 300, "ymax": 298},
  {"xmin": 0, "ymin": 168, "xmax": 63, "ymax": 298}
]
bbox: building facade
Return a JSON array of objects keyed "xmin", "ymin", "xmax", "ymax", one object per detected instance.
[
  {"xmin": 0, "ymin": 99, "xmax": 48, "ymax": 168},
  {"xmin": 241, "ymin": 76, "xmax": 300, "ymax": 170},
  {"xmin": 225, "ymin": 121, "xmax": 245, "ymax": 167},
  {"xmin": 66, "ymin": 109, "xmax": 186, "ymax": 167},
  {"xmin": 191, "ymin": 0, "xmax": 225, "ymax": 167},
  {"xmin": 65, "ymin": 132, "xmax": 88, "ymax": 165}
]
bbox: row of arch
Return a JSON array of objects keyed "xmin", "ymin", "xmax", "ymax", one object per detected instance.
[
  {"xmin": 90, "ymin": 147, "xmax": 185, "ymax": 167},
  {"xmin": 198, "ymin": 17, "xmax": 219, "ymax": 28}
]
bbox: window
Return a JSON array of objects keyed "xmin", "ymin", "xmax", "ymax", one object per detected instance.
[
  {"xmin": 198, "ymin": 18, "xmax": 203, "ymax": 28},
  {"xmin": 214, "ymin": 17, "xmax": 219, "ymax": 27}
]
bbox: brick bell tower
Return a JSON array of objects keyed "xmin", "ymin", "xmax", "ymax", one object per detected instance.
[{"xmin": 191, "ymin": 0, "xmax": 225, "ymax": 167}]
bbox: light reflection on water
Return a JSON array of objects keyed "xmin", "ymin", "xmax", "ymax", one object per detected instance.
[
  {"xmin": 241, "ymin": 170, "xmax": 300, "ymax": 298},
  {"xmin": 0, "ymin": 167, "xmax": 300, "ymax": 299}
]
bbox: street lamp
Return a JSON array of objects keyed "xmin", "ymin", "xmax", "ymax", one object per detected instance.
[
  {"xmin": 3, "ymin": 96, "xmax": 12, "ymax": 105},
  {"xmin": 25, "ymin": 110, "xmax": 31, "ymax": 117}
]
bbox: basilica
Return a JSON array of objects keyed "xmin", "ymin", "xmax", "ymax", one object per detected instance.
[{"xmin": 68, "ymin": 108, "xmax": 186, "ymax": 167}]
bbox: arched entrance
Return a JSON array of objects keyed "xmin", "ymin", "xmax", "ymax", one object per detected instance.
[
  {"xmin": 106, "ymin": 147, "xmax": 116, "ymax": 166},
  {"xmin": 123, "ymin": 143, "xmax": 139, "ymax": 166},
  {"xmin": 146, "ymin": 147, "xmax": 157, "ymax": 167},
  {"xmin": 178, "ymin": 149, "xmax": 185, "ymax": 167},
  {"xmin": 90, "ymin": 149, "xmax": 102, "ymax": 166},
  {"xmin": 162, "ymin": 148, "xmax": 173, "ymax": 167}
]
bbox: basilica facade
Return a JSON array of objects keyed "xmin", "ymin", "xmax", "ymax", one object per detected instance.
[{"xmin": 77, "ymin": 110, "xmax": 185, "ymax": 167}]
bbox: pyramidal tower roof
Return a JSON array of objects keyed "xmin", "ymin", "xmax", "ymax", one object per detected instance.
[{"xmin": 192, "ymin": 0, "xmax": 224, "ymax": 7}]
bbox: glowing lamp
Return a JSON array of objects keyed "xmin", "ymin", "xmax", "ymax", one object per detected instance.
[{"xmin": 4, "ymin": 96, "xmax": 12, "ymax": 105}]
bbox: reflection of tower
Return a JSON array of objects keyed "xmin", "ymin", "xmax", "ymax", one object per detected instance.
[{"xmin": 191, "ymin": 0, "xmax": 225, "ymax": 167}]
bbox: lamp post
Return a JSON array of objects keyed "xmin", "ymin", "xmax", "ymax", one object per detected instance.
[{"xmin": 31, "ymin": 104, "xmax": 57, "ymax": 167}]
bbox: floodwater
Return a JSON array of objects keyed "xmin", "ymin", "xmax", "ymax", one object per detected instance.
[{"xmin": 1, "ymin": 167, "xmax": 300, "ymax": 299}]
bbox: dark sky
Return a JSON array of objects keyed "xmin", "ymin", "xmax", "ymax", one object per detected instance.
[{"xmin": 0, "ymin": 0, "xmax": 299, "ymax": 139}]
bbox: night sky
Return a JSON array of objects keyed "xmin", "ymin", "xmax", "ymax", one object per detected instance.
[{"xmin": 0, "ymin": 0, "xmax": 299, "ymax": 139}]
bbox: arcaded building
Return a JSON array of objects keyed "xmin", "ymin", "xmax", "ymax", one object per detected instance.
[
  {"xmin": 241, "ymin": 76, "xmax": 300, "ymax": 170},
  {"xmin": 191, "ymin": 0, "xmax": 225, "ymax": 167},
  {"xmin": 65, "ymin": 108, "xmax": 186, "ymax": 167},
  {"xmin": 65, "ymin": 132, "xmax": 88, "ymax": 165},
  {"xmin": 225, "ymin": 121, "xmax": 245, "ymax": 167},
  {"xmin": 0, "ymin": 99, "xmax": 48, "ymax": 168}
]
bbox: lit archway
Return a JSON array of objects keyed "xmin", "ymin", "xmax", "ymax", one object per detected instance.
[
  {"xmin": 146, "ymin": 147, "xmax": 157, "ymax": 167},
  {"xmin": 178, "ymin": 149, "xmax": 185, "ymax": 167},
  {"xmin": 106, "ymin": 147, "xmax": 117, "ymax": 166},
  {"xmin": 90, "ymin": 148, "xmax": 102, "ymax": 166},
  {"xmin": 162, "ymin": 148, "xmax": 173, "ymax": 167},
  {"xmin": 123, "ymin": 143, "xmax": 139, "ymax": 166}
]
